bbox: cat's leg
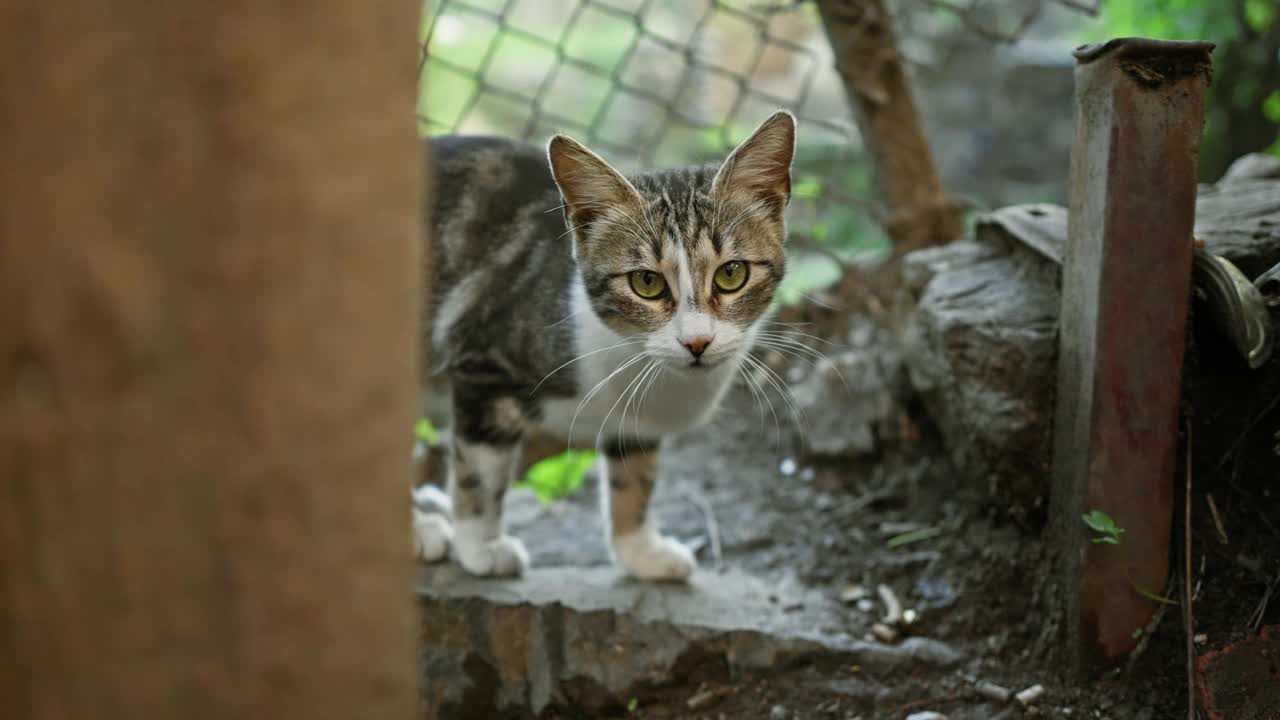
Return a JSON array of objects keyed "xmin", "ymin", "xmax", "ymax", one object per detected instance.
[
  {"xmin": 412, "ymin": 484, "xmax": 453, "ymax": 563},
  {"xmin": 448, "ymin": 389, "xmax": 529, "ymax": 577},
  {"xmin": 602, "ymin": 442, "xmax": 696, "ymax": 581}
]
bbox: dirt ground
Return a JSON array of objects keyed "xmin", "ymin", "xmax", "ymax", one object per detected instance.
[{"xmin": 513, "ymin": 308, "xmax": 1280, "ymax": 720}]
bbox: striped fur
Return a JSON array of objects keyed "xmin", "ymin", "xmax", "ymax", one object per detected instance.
[{"xmin": 417, "ymin": 111, "xmax": 796, "ymax": 579}]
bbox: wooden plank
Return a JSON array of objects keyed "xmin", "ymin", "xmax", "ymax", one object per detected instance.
[
  {"xmin": 1051, "ymin": 37, "xmax": 1213, "ymax": 676},
  {"xmin": 0, "ymin": 2, "xmax": 421, "ymax": 717}
]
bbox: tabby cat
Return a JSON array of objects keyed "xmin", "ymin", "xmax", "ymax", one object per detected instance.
[{"xmin": 414, "ymin": 110, "xmax": 796, "ymax": 581}]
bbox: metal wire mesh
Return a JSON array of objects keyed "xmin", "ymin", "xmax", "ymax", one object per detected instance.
[
  {"xmin": 420, "ymin": 0, "xmax": 864, "ymax": 171},
  {"xmin": 417, "ymin": 0, "xmax": 1097, "ymax": 260}
]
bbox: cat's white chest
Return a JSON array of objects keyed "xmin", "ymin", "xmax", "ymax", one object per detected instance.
[{"xmin": 534, "ymin": 280, "xmax": 741, "ymax": 447}]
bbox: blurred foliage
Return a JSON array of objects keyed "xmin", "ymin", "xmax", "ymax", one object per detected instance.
[
  {"xmin": 414, "ymin": 417, "xmax": 440, "ymax": 445},
  {"xmin": 516, "ymin": 450, "xmax": 596, "ymax": 504},
  {"xmin": 1085, "ymin": 0, "xmax": 1280, "ymax": 173}
]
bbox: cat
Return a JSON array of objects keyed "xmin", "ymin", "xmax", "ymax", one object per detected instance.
[{"xmin": 414, "ymin": 110, "xmax": 795, "ymax": 581}]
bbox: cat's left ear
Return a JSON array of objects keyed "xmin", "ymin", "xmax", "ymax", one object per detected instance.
[{"xmin": 711, "ymin": 110, "xmax": 796, "ymax": 219}]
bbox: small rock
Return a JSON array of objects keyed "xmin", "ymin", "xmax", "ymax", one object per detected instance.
[
  {"xmin": 915, "ymin": 577, "xmax": 957, "ymax": 609},
  {"xmin": 849, "ymin": 321, "xmax": 875, "ymax": 348},
  {"xmin": 1015, "ymin": 684, "xmax": 1045, "ymax": 706},
  {"xmin": 974, "ymin": 680, "xmax": 1011, "ymax": 702},
  {"xmin": 871, "ymin": 623, "xmax": 899, "ymax": 643},
  {"xmin": 788, "ymin": 347, "xmax": 901, "ymax": 458},
  {"xmin": 905, "ymin": 712, "xmax": 948, "ymax": 720},
  {"xmin": 1220, "ymin": 152, "xmax": 1280, "ymax": 184},
  {"xmin": 770, "ymin": 704, "xmax": 789, "ymax": 720},
  {"xmin": 686, "ymin": 686, "xmax": 722, "ymax": 710},
  {"xmin": 857, "ymin": 598, "xmax": 875, "ymax": 613},
  {"xmin": 1236, "ymin": 553, "xmax": 1263, "ymax": 573},
  {"xmin": 780, "ymin": 457, "xmax": 798, "ymax": 476}
]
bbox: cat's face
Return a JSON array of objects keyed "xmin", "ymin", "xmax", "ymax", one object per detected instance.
[{"xmin": 548, "ymin": 111, "xmax": 795, "ymax": 372}]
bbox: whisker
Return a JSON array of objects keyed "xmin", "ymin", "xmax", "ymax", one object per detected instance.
[
  {"xmin": 738, "ymin": 361, "xmax": 780, "ymax": 446},
  {"xmin": 752, "ymin": 338, "xmax": 826, "ymax": 365},
  {"xmin": 627, "ymin": 358, "xmax": 665, "ymax": 438},
  {"xmin": 544, "ymin": 308, "xmax": 584, "ymax": 329},
  {"xmin": 531, "ymin": 338, "xmax": 645, "ymax": 395},
  {"xmin": 595, "ymin": 359, "xmax": 654, "ymax": 455},
  {"xmin": 633, "ymin": 361, "xmax": 666, "ymax": 438},
  {"xmin": 753, "ymin": 333, "xmax": 850, "ymax": 391},
  {"xmin": 567, "ymin": 353, "xmax": 647, "ymax": 445},
  {"xmin": 743, "ymin": 353, "xmax": 807, "ymax": 445},
  {"xmin": 761, "ymin": 323, "xmax": 843, "ymax": 348}
]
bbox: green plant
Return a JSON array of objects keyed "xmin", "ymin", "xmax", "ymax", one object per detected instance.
[
  {"xmin": 1082, "ymin": 510, "xmax": 1178, "ymax": 606},
  {"xmin": 1082, "ymin": 509, "xmax": 1125, "ymax": 545},
  {"xmin": 515, "ymin": 450, "xmax": 597, "ymax": 505},
  {"xmin": 414, "ymin": 417, "xmax": 440, "ymax": 445}
]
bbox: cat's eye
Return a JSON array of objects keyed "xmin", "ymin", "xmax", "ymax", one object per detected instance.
[
  {"xmin": 628, "ymin": 270, "xmax": 667, "ymax": 299},
  {"xmin": 713, "ymin": 261, "xmax": 749, "ymax": 293}
]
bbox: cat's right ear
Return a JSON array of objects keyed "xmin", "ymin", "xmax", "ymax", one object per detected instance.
[{"xmin": 547, "ymin": 135, "xmax": 642, "ymax": 233}]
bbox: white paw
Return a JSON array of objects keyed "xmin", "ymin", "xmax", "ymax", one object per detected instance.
[
  {"xmin": 454, "ymin": 527, "xmax": 529, "ymax": 577},
  {"xmin": 412, "ymin": 510, "xmax": 452, "ymax": 563},
  {"xmin": 613, "ymin": 528, "xmax": 696, "ymax": 581}
]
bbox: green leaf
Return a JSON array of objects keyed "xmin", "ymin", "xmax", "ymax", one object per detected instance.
[
  {"xmin": 1245, "ymin": 0, "xmax": 1275, "ymax": 33},
  {"xmin": 792, "ymin": 174, "xmax": 824, "ymax": 200},
  {"xmin": 1262, "ymin": 91, "xmax": 1280, "ymax": 124},
  {"xmin": 1082, "ymin": 510, "xmax": 1121, "ymax": 535},
  {"xmin": 516, "ymin": 450, "xmax": 596, "ymax": 504},
  {"xmin": 415, "ymin": 418, "xmax": 440, "ymax": 445},
  {"xmin": 627, "ymin": 697, "xmax": 639, "ymax": 714},
  {"xmin": 775, "ymin": 251, "xmax": 843, "ymax": 307},
  {"xmin": 1082, "ymin": 510, "xmax": 1125, "ymax": 543},
  {"xmin": 886, "ymin": 526, "xmax": 945, "ymax": 548}
]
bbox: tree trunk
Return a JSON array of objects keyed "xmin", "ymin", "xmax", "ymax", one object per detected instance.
[
  {"xmin": 816, "ymin": 0, "xmax": 966, "ymax": 256},
  {"xmin": 0, "ymin": 2, "xmax": 422, "ymax": 718}
]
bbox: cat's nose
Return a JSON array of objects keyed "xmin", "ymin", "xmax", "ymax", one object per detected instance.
[{"xmin": 681, "ymin": 335, "xmax": 713, "ymax": 358}]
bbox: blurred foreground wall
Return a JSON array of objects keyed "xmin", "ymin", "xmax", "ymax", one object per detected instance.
[{"xmin": 0, "ymin": 3, "xmax": 422, "ymax": 718}]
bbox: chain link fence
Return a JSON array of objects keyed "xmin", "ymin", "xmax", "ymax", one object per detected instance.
[{"xmin": 418, "ymin": 0, "xmax": 1098, "ymax": 275}]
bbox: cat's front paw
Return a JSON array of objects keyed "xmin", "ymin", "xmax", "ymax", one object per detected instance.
[
  {"xmin": 413, "ymin": 510, "xmax": 453, "ymax": 563},
  {"xmin": 454, "ymin": 527, "xmax": 529, "ymax": 577},
  {"xmin": 613, "ymin": 528, "xmax": 696, "ymax": 581}
]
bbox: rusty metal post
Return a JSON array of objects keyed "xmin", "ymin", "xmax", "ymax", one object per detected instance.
[{"xmin": 1051, "ymin": 38, "xmax": 1213, "ymax": 675}]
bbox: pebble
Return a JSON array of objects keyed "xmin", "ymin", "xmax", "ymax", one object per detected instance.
[
  {"xmin": 974, "ymin": 680, "xmax": 1011, "ymax": 702},
  {"xmin": 871, "ymin": 622, "xmax": 899, "ymax": 643},
  {"xmin": 840, "ymin": 584, "xmax": 869, "ymax": 604},
  {"xmin": 905, "ymin": 712, "xmax": 948, "ymax": 720},
  {"xmin": 1015, "ymin": 684, "xmax": 1045, "ymax": 706},
  {"xmin": 770, "ymin": 704, "xmax": 788, "ymax": 720},
  {"xmin": 779, "ymin": 457, "xmax": 797, "ymax": 476}
]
